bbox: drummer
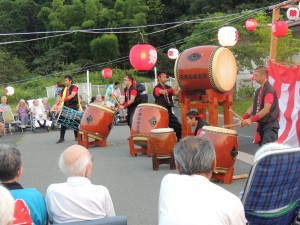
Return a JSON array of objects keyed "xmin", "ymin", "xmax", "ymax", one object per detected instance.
[
  {"xmin": 153, "ymin": 73, "xmax": 182, "ymax": 141},
  {"xmin": 186, "ymin": 110, "xmax": 209, "ymax": 136},
  {"xmin": 56, "ymin": 75, "xmax": 79, "ymax": 144}
]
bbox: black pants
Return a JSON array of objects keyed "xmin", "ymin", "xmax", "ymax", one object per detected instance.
[
  {"xmin": 60, "ymin": 125, "xmax": 78, "ymax": 140},
  {"xmin": 127, "ymin": 107, "xmax": 136, "ymax": 128},
  {"xmin": 259, "ymin": 127, "xmax": 279, "ymax": 146},
  {"xmin": 168, "ymin": 109, "xmax": 182, "ymax": 141}
]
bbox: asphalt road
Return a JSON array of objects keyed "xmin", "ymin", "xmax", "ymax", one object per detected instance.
[{"xmin": 0, "ymin": 107, "xmax": 257, "ymax": 225}]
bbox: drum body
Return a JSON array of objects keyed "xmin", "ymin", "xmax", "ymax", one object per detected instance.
[
  {"xmin": 131, "ymin": 103, "xmax": 169, "ymax": 148},
  {"xmin": 149, "ymin": 128, "xmax": 177, "ymax": 156},
  {"xmin": 80, "ymin": 104, "xmax": 114, "ymax": 139},
  {"xmin": 199, "ymin": 126, "xmax": 238, "ymax": 170},
  {"xmin": 57, "ymin": 106, "xmax": 83, "ymax": 131},
  {"xmin": 175, "ymin": 45, "xmax": 237, "ymax": 93}
]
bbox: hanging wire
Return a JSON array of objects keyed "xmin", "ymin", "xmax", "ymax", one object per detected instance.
[{"xmin": 0, "ymin": 6, "xmax": 270, "ymax": 86}]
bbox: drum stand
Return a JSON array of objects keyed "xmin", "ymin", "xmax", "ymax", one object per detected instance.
[
  {"xmin": 128, "ymin": 136, "xmax": 151, "ymax": 157},
  {"xmin": 78, "ymin": 130, "xmax": 107, "ymax": 148},
  {"xmin": 179, "ymin": 89, "xmax": 236, "ymax": 184}
]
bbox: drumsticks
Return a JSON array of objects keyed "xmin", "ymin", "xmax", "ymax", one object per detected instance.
[
  {"xmin": 222, "ymin": 124, "xmax": 239, "ymax": 128},
  {"xmin": 229, "ymin": 109, "xmax": 245, "ymax": 122},
  {"xmin": 111, "ymin": 93, "xmax": 121, "ymax": 108}
]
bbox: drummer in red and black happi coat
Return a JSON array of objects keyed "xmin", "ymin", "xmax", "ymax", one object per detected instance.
[
  {"xmin": 119, "ymin": 75, "xmax": 140, "ymax": 128},
  {"xmin": 56, "ymin": 75, "xmax": 79, "ymax": 144},
  {"xmin": 153, "ymin": 73, "xmax": 182, "ymax": 141}
]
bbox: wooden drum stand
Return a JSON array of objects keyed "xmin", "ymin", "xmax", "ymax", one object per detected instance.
[{"xmin": 179, "ymin": 89, "xmax": 237, "ymax": 184}]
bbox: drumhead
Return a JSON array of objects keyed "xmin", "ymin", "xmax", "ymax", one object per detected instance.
[
  {"xmin": 88, "ymin": 103, "xmax": 114, "ymax": 114},
  {"xmin": 211, "ymin": 47, "xmax": 237, "ymax": 92},
  {"xmin": 202, "ymin": 125, "xmax": 237, "ymax": 135},
  {"xmin": 150, "ymin": 128, "xmax": 174, "ymax": 133},
  {"xmin": 138, "ymin": 103, "xmax": 168, "ymax": 112}
]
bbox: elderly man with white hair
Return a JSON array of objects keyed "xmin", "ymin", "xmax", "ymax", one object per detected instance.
[
  {"xmin": 46, "ymin": 145, "xmax": 115, "ymax": 224},
  {"xmin": 158, "ymin": 136, "xmax": 247, "ymax": 225}
]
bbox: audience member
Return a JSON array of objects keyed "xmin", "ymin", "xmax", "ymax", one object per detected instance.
[
  {"xmin": 42, "ymin": 97, "xmax": 51, "ymax": 118},
  {"xmin": 16, "ymin": 99, "xmax": 30, "ymax": 128},
  {"xmin": 0, "ymin": 145, "xmax": 48, "ymax": 225},
  {"xmin": 90, "ymin": 96, "xmax": 96, "ymax": 104},
  {"xmin": 0, "ymin": 122, "xmax": 4, "ymax": 137},
  {"xmin": 0, "ymin": 185, "xmax": 15, "ymax": 225},
  {"xmin": 93, "ymin": 94, "xmax": 104, "ymax": 105},
  {"xmin": 30, "ymin": 99, "xmax": 51, "ymax": 129},
  {"xmin": 186, "ymin": 110, "xmax": 209, "ymax": 136},
  {"xmin": 78, "ymin": 95, "xmax": 87, "ymax": 111},
  {"xmin": 104, "ymin": 81, "xmax": 121, "ymax": 106},
  {"xmin": 0, "ymin": 96, "xmax": 11, "ymax": 112},
  {"xmin": 46, "ymin": 145, "xmax": 115, "ymax": 223},
  {"xmin": 55, "ymin": 82, "xmax": 63, "ymax": 100},
  {"xmin": 158, "ymin": 136, "xmax": 246, "ymax": 225}
]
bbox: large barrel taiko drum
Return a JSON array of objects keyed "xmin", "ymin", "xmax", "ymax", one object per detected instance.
[
  {"xmin": 174, "ymin": 45, "xmax": 237, "ymax": 94},
  {"xmin": 199, "ymin": 126, "xmax": 238, "ymax": 172},
  {"xmin": 131, "ymin": 103, "xmax": 169, "ymax": 148},
  {"xmin": 80, "ymin": 104, "xmax": 114, "ymax": 140}
]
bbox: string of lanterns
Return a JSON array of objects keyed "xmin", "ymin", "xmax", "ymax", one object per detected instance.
[{"xmin": 98, "ymin": 6, "xmax": 300, "ymax": 79}]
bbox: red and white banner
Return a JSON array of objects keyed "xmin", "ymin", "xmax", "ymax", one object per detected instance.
[{"xmin": 268, "ymin": 60, "xmax": 300, "ymax": 147}]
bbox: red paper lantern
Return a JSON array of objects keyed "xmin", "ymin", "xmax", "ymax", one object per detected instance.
[
  {"xmin": 251, "ymin": 74, "xmax": 255, "ymax": 81},
  {"xmin": 245, "ymin": 18, "xmax": 257, "ymax": 31},
  {"xmin": 102, "ymin": 68, "xmax": 113, "ymax": 79},
  {"xmin": 272, "ymin": 20, "xmax": 288, "ymax": 37},
  {"xmin": 129, "ymin": 43, "xmax": 157, "ymax": 71}
]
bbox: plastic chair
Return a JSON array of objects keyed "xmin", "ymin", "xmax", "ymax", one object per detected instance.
[
  {"xmin": 52, "ymin": 216, "xmax": 127, "ymax": 225},
  {"xmin": 2, "ymin": 111, "xmax": 20, "ymax": 135},
  {"xmin": 241, "ymin": 147, "xmax": 300, "ymax": 225}
]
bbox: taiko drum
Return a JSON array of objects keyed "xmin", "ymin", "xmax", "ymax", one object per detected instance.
[
  {"xmin": 174, "ymin": 45, "xmax": 237, "ymax": 94},
  {"xmin": 199, "ymin": 126, "xmax": 238, "ymax": 171},
  {"xmin": 79, "ymin": 104, "xmax": 114, "ymax": 140},
  {"xmin": 149, "ymin": 128, "xmax": 177, "ymax": 156},
  {"xmin": 131, "ymin": 103, "xmax": 169, "ymax": 148}
]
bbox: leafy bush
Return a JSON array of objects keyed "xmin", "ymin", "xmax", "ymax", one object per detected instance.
[{"xmin": 236, "ymin": 84, "xmax": 255, "ymax": 100}]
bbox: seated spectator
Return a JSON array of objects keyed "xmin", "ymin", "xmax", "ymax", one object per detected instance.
[
  {"xmin": 0, "ymin": 122, "xmax": 4, "ymax": 137},
  {"xmin": 16, "ymin": 99, "xmax": 30, "ymax": 128},
  {"xmin": 0, "ymin": 145, "xmax": 48, "ymax": 225},
  {"xmin": 0, "ymin": 96, "xmax": 11, "ymax": 113},
  {"xmin": 30, "ymin": 99, "xmax": 51, "ymax": 128},
  {"xmin": 186, "ymin": 110, "xmax": 209, "ymax": 136},
  {"xmin": 42, "ymin": 97, "xmax": 51, "ymax": 119},
  {"xmin": 78, "ymin": 95, "xmax": 87, "ymax": 111},
  {"xmin": 50, "ymin": 98, "xmax": 61, "ymax": 120},
  {"xmin": 158, "ymin": 136, "xmax": 246, "ymax": 225},
  {"xmin": 0, "ymin": 185, "xmax": 15, "ymax": 225},
  {"xmin": 118, "ymin": 96, "xmax": 127, "ymax": 122},
  {"xmin": 90, "ymin": 96, "xmax": 96, "ymax": 104},
  {"xmin": 46, "ymin": 145, "xmax": 115, "ymax": 223},
  {"xmin": 93, "ymin": 94, "xmax": 104, "ymax": 105}
]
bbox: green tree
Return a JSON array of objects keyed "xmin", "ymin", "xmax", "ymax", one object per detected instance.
[
  {"xmin": 90, "ymin": 34, "xmax": 120, "ymax": 63},
  {"xmin": 0, "ymin": 50, "xmax": 29, "ymax": 83}
]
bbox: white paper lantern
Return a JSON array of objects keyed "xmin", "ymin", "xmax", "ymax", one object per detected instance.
[
  {"xmin": 167, "ymin": 48, "xmax": 179, "ymax": 59},
  {"xmin": 287, "ymin": 7, "xmax": 300, "ymax": 21},
  {"xmin": 218, "ymin": 26, "xmax": 239, "ymax": 47},
  {"xmin": 5, "ymin": 86, "xmax": 14, "ymax": 96}
]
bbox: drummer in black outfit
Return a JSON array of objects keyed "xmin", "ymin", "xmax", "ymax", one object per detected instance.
[
  {"xmin": 153, "ymin": 73, "xmax": 182, "ymax": 141},
  {"xmin": 186, "ymin": 110, "xmax": 210, "ymax": 136},
  {"xmin": 56, "ymin": 75, "xmax": 79, "ymax": 144},
  {"xmin": 119, "ymin": 75, "xmax": 139, "ymax": 128}
]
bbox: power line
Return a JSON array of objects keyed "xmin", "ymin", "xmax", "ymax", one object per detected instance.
[{"xmin": 0, "ymin": 7, "xmax": 270, "ymax": 86}]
